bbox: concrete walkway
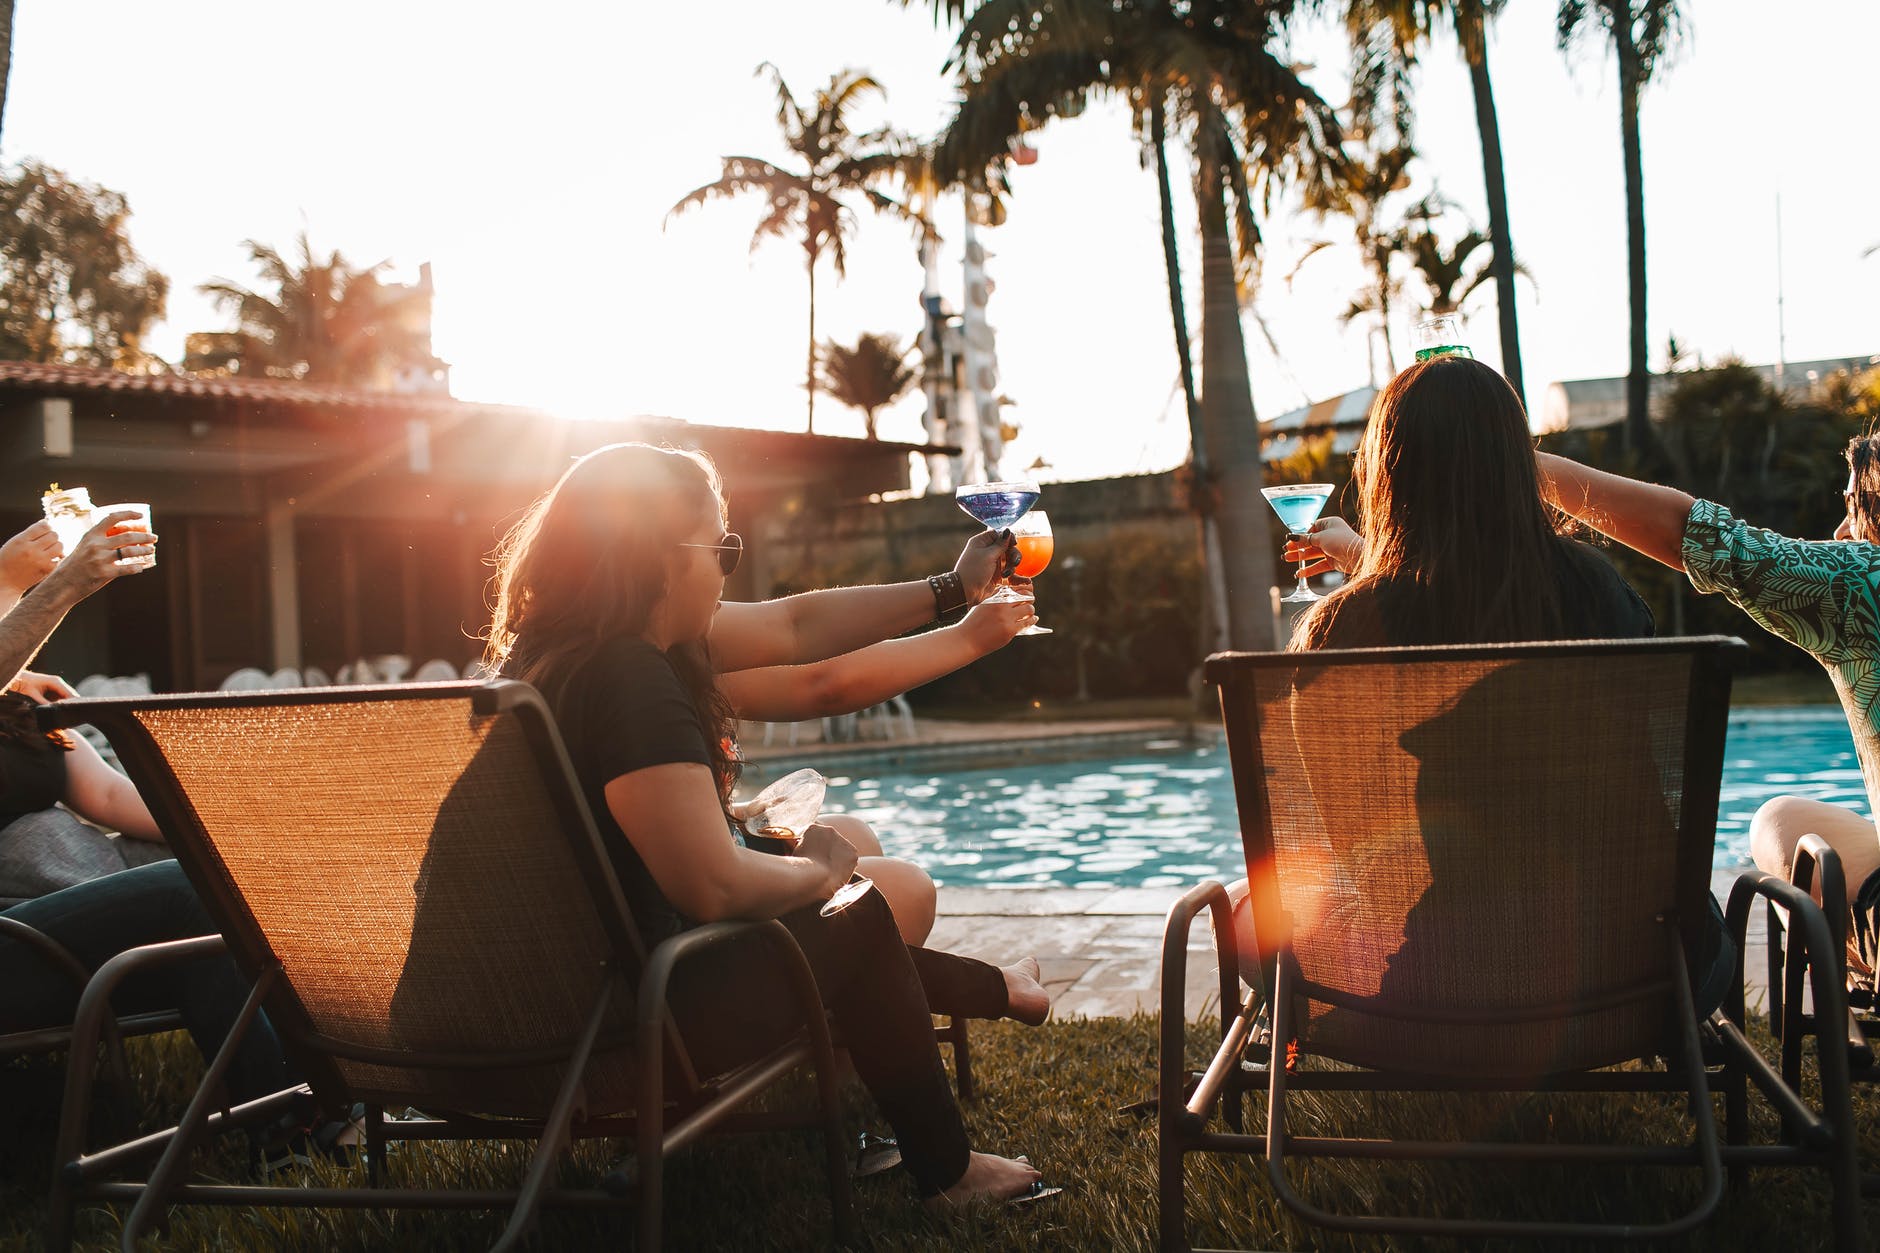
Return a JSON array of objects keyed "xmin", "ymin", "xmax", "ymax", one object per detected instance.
[{"xmin": 931, "ymin": 870, "xmax": 1774, "ymax": 1022}]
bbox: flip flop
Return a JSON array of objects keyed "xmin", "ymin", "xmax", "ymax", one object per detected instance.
[
  {"xmin": 1008, "ymin": 1157, "xmax": 1063, "ymax": 1206},
  {"xmin": 853, "ymin": 1132, "xmax": 902, "ymax": 1178}
]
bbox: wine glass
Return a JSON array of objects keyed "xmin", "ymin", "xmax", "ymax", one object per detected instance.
[
  {"xmin": 1007, "ymin": 511, "xmax": 1053, "ymax": 636},
  {"xmin": 955, "ymin": 479, "xmax": 1040, "ymax": 606},
  {"xmin": 741, "ymin": 768, "xmax": 874, "ymax": 917},
  {"xmin": 1261, "ymin": 484, "xmax": 1336, "ymax": 604},
  {"xmin": 1412, "ymin": 315, "xmax": 1473, "ymax": 363}
]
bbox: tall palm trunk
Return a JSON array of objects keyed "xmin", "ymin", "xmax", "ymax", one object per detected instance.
[
  {"xmin": 805, "ymin": 253, "xmax": 818, "ymax": 434},
  {"xmin": 1613, "ymin": 3, "xmax": 1651, "ymax": 456},
  {"xmin": 0, "ymin": 0, "xmax": 12, "ymax": 153},
  {"xmin": 1151, "ymin": 101, "xmax": 1228, "ymax": 657},
  {"xmin": 1464, "ymin": 13, "xmax": 1525, "ymax": 405},
  {"xmin": 1196, "ymin": 119, "xmax": 1277, "ymax": 652}
]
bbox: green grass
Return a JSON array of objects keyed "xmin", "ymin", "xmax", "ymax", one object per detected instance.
[{"xmin": 1, "ymin": 1015, "xmax": 1874, "ymax": 1251}]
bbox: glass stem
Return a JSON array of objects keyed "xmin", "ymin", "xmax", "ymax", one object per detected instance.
[{"xmin": 1295, "ymin": 562, "xmax": 1311, "ymax": 595}]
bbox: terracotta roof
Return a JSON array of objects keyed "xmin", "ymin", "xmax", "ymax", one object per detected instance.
[{"xmin": 0, "ymin": 360, "xmax": 954, "ymax": 455}]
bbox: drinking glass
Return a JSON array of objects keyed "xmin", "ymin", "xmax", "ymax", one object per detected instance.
[
  {"xmin": 955, "ymin": 479, "xmax": 1040, "ymax": 606},
  {"xmin": 1007, "ymin": 511, "xmax": 1053, "ymax": 636},
  {"xmin": 742, "ymin": 768, "xmax": 874, "ymax": 917},
  {"xmin": 1412, "ymin": 315, "xmax": 1473, "ymax": 363},
  {"xmin": 1261, "ymin": 484, "xmax": 1335, "ymax": 604},
  {"xmin": 98, "ymin": 503, "xmax": 156, "ymax": 569}
]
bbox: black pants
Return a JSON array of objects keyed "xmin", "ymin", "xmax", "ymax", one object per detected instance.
[{"xmin": 666, "ymin": 885, "xmax": 1006, "ymax": 1196}]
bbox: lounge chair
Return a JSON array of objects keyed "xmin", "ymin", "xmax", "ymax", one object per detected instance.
[
  {"xmin": 38, "ymin": 680, "xmax": 855, "ymax": 1252},
  {"xmin": 1159, "ymin": 637, "xmax": 1864, "ymax": 1249},
  {"xmin": 1761, "ymin": 835, "xmax": 1880, "ymax": 1194}
]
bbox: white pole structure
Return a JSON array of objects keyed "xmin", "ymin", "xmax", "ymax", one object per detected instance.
[
  {"xmin": 917, "ymin": 236, "xmax": 955, "ymax": 493},
  {"xmin": 960, "ymin": 213, "xmax": 1006, "ymax": 483}
]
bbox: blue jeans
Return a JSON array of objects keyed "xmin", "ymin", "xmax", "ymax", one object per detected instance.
[{"xmin": 0, "ymin": 860, "xmax": 290, "ymax": 1104}]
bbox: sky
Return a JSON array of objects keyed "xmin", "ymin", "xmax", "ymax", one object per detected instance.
[{"xmin": 6, "ymin": 1, "xmax": 1878, "ymax": 484}]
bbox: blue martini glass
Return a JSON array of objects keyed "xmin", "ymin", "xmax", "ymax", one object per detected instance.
[
  {"xmin": 1262, "ymin": 483, "xmax": 1335, "ymax": 604},
  {"xmin": 955, "ymin": 478, "xmax": 1040, "ymax": 605}
]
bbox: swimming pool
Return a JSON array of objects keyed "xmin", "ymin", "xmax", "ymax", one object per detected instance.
[{"xmin": 777, "ymin": 707, "xmax": 1870, "ymax": 890}]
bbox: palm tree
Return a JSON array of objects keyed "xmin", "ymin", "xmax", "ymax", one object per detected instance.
[
  {"xmin": 1290, "ymin": 136, "xmax": 1415, "ymax": 374},
  {"xmin": 1558, "ymin": 0, "xmax": 1686, "ymax": 457},
  {"xmin": 1398, "ymin": 197, "xmax": 1533, "ymax": 317},
  {"xmin": 910, "ymin": 0, "xmax": 1345, "ymax": 651},
  {"xmin": 820, "ymin": 332, "xmax": 919, "ymax": 439},
  {"xmin": 187, "ymin": 231, "xmax": 437, "ymax": 386},
  {"xmin": 668, "ymin": 65, "xmax": 923, "ymax": 435},
  {"xmin": 0, "ymin": 0, "xmax": 13, "ymax": 152},
  {"xmin": 1344, "ymin": 0, "xmax": 1526, "ymax": 403}
]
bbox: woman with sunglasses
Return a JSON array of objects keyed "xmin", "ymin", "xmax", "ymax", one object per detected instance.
[
  {"xmin": 637, "ymin": 512, "xmax": 1035, "ymax": 947},
  {"xmin": 1523, "ymin": 437, "xmax": 1880, "ymax": 982},
  {"xmin": 484, "ymin": 442, "xmax": 1051, "ymax": 1207}
]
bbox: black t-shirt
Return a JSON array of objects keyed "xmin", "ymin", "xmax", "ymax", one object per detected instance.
[
  {"xmin": 545, "ymin": 635, "xmax": 714, "ymax": 945},
  {"xmin": 1309, "ymin": 538, "xmax": 1655, "ymax": 649}
]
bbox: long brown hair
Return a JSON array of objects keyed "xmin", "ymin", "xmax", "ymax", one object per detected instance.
[
  {"xmin": 483, "ymin": 442, "xmax": 738, "ymax": 798},
  {"xmin": 1847, "ymin": 433, "xmax": 1880, "ymax": 541},
  {"xmin": 1296, "ymin": 355, "xmax": 1571, "ymax": 648}
]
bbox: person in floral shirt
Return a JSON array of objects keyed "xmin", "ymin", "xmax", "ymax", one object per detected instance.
[{"xmin": 1535, "ymin": 441, "xmax": 1880, "ymax": 974}]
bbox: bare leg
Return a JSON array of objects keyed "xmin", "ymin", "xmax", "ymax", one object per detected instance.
[
  {"xmin": 1749, "ymin": 794, "xmax": 1880, "ymax": 976},
  {"xmin": 822, "ymin": 814, "xmax": 936, "ymax": 945},
  {"xmin": 1748, "ymin": 795, "xmax": 1880, "ymax": 905}
]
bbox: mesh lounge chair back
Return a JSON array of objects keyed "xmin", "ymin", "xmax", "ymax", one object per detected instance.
[
  {"xmin": 1211, "ymin": 638, "xmax": 1735, "ymax": 1080},
  {"xmin": 57, "ymin": 681, "xmax": 653, "ymax": 1117}
]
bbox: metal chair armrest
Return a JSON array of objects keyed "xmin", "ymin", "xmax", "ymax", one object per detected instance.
[
  {"xmin": 0, "ymin": 916, "xmax": 97, "ymax": 991},
  {"xmin": 1159, "ymin": 880, "xmax": 1246, "ymax": 1134}
]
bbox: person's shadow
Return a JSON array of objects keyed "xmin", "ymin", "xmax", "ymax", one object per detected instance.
[{"xmin": 1284, "ymin": 659, "xmax": 1685, "ymax": 1081}]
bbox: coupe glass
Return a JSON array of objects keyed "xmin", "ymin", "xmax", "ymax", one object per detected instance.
[
  {"xmin": 1262, "ymin": 484, "xmax": 1335, "ymax": 604},
  {"xmin": 742, "ymin": 768, "xmax": 874, "ymax": 917}
]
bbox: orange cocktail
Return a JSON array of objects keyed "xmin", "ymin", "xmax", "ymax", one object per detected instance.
[{"xmin": 1015, "ymin": 533, "xmax": 1054, "ymax": 578}]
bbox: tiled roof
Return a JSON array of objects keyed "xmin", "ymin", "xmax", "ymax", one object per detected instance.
[
  {"xmin": 0, "ymin": 360, "xmax": 953, "ymax": 454},
  {"xmin": 0, "ymin": 360, "xmax": 504, "ymax": 413}
]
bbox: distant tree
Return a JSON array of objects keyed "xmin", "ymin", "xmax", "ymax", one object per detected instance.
[
  {"xmin": 1399, "ymin": 199, "xmax": 1533, "ymax": 319},
  {"xmin": 1291, "ymin": 134, "xmax": 1416, "ymax": 375},
  {"xmin": 667, "ymin": 65, "xmax": 923, "ymax": 434},
  {"xmin": 819, "ymin": 332, "xmax": 917, "ymax": 439},
  {"xmin": 186, "ymin": 231, "xmax": 438, "ymax": 386},
  {"xmin": 0, "ymin": 161, "xmax": 169, "ymax": 368}
]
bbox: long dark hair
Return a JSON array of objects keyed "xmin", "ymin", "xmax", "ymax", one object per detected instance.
[
  {"xmin": 482, "ymin": 442, "xmax": 738, "ymax": 799},
  {"xmin": 1847, "ymin": 433, "xmax": 1880, "ymax": 541},
  {"xmin": 1296, "ymin": 355, "xmax": 1572, "ymax": 648},
  {"xmin": 0, "ymin": 692, "xmax": 72, "ymax": 754}
]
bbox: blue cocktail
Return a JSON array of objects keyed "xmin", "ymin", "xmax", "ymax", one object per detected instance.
[
  {"xmin": 956, "ymin": 485, "xmax": 1040, "ymax": 531},
  {"xmin": 1262, "ymin": 483, "xmax": 1335, "ymax": 604},
  {"xmin": 956, "ymin": 478, "xmax": 1041, "ymax": 606}
]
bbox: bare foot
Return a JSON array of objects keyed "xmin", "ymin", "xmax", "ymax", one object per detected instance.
[
  {"xmin": 926, "ymin": 1151, "xmax": 1043, "ymax": 1211},
  {"xmin": 1002, "ymin": 956, "xmax": 1050, "ymax": 1026}
]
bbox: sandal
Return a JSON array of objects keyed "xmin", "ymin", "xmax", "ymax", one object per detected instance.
[{"xmin": 853, "ymin": 1131, "xmax": 902, "ymax": 1178}]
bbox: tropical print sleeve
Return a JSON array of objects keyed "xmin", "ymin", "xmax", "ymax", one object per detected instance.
[{"xmin": 1681, "ymin": 498, "xmax": 1880, "ymax": 666}]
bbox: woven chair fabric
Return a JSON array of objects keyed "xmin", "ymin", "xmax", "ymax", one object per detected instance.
[
  {"xmin": 1236, "ymin": 650, "xmax": 1700, "ymax": 1077},
  {"xmin": 134, "ymin": 698, "xmax": 637, "ymax": 1113}
]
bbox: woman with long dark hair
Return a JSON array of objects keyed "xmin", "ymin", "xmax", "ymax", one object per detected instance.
[
  {"xmin": 483, "ymin": 441, "xmax": 1049, "ymax": 1206},
  {"xmin": 1290, "ymin": 354, "xmax": 1652, "ymax": 648},
  {"xmin": 1240, "ymin": 356, "xmax": 1733, "ymax": 1012}
]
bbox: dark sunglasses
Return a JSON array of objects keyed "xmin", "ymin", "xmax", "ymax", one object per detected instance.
[{"xmin": 678, "ymin": 532, "xmax": 743, "ymax": 576}]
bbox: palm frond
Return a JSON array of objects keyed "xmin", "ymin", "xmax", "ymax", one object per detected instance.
[{"xmin": 666, "ymin": 157, "xmax": 802, "ymax": 224}]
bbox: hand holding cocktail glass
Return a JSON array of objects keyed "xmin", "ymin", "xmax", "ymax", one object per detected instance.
[
  {"xmin": 1261, "ymin": 484, "xmax": 1336, "ymax": 603},
  {"xmin": 741, "ymin": 768, "xmax": 874, "ymax": 916},
  {"xmin": 1281, "ymin": 516, "xmax": 1363, "ymax": 579}
]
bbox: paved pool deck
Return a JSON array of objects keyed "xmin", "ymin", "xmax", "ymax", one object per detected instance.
[
  {"xmin": 743, "ymin": 713, "xmax": 1779, "ymax": 1023},
  {"xmin": 930, "ymin": 871, "xmax": 1773, "ymax": 1022}
]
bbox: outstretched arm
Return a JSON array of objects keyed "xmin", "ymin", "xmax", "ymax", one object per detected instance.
[
  {"xmin": 720, "ymin": 599, "xmax": 1032, "ymax": 722},
  {"xmin": 1535, "ymin": 452, "xmax": 1695, "ymax": 571},
  {"xmin": 708, "ymin": 529, "xmax": 1015, "ymax": 672}
]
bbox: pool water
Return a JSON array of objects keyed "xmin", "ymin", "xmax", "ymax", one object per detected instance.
[{"xmin": 796, "ymin": 708, "xmax": 1869, "ymax": 890}]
